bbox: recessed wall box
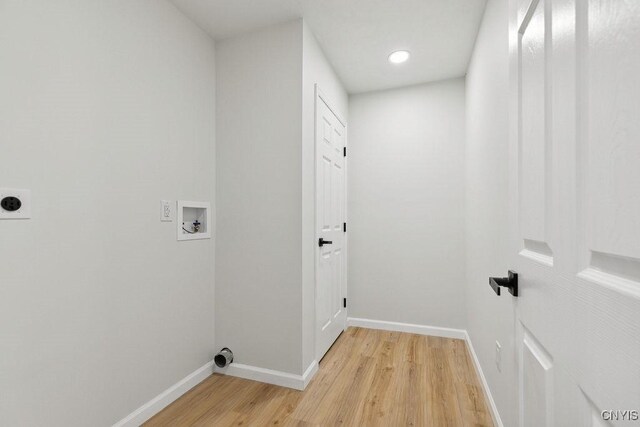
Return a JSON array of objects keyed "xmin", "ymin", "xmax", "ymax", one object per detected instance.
[{"xmin": 177, "ymin": 201, "xmax": 211, "ymax": 241}]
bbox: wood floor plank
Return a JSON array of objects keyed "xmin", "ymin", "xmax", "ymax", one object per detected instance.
[
  {"xmin": 260, "ymin": 388, "xmax": 302, "ymax": 426},
  {"xmin": 144, "ymin": 327, "xmax": 494, "ymax": 427},
  {"xmin": 359, "ymin": 339, "xmax": 396, "ymax": 425},
  {"xmin": 426, "ymin": 345, "xmax": 466, "ymax": 427}
]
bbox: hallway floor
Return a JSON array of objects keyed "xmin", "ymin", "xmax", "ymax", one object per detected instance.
[{"xmin": 145, "ymin": 327, "xmax": 494, "ymax": 426}]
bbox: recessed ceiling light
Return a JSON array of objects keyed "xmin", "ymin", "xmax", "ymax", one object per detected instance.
[{"xmin": 388, "ymin": 50, "xmax": 410, "ymax": 64}]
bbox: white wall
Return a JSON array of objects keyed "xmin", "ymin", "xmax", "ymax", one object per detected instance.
[
  {"xmin": 465, "ymin": 0, "xmax": 516, "ymax": 425},
  {"xmin": 0, "ymin": 1, "xmax": 216, "ymax": 426},
  {"xmin": 216, "ymin": 20, "xmax": 347, "ymax": 377},
  {"xmin": 301, "ymin": 22, "xmax": 348, "ymax": 371},
  {"xmin": 348, "ymin": 79, "xmax": 467, "ymax": 329},
  {"xmin": 215, "ymin": 20, "xmax": 304, "ymax": 375}
]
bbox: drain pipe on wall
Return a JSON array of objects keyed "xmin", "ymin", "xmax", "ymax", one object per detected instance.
[{"xmin": 214, "ymin": 348, "xmax": 234, "ymax": 368}]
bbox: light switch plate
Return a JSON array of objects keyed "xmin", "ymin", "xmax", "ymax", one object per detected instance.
[
  {"xmin": 160, "ymin": 200, "xmax": 174, "ymax": 222},
  {"xmin": 495, "ymin": 340, "xmax": 502, "ymax": 372},
  {"xmin": 0, "ymin": 188, "xmax": 31, "ymax": 219}
]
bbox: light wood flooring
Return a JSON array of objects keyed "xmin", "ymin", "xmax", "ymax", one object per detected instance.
[{"xmin": 145, "ymin": 327, "xmax": 494, "ymax": 426}]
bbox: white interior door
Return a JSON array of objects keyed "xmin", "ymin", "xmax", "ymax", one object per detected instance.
[
  {"xmin": 509, "ymin": 0, "xmax": 640, "ymax": 425},
  {"xmin": 316, "ymin": 88, "xmax": 347, "ymax": 361}
]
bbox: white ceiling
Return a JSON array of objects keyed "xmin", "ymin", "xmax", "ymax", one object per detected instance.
[{"xmin": 170, "ymin": 0, "xmax": 487, "ymax": 94}]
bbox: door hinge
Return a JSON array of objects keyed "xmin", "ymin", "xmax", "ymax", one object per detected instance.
[
  {"xmin": 343, "ymin": 297, "xmax": 347, "ymax": 308},
  {"xmin": 343, "ymin": 147, "xmax": 346, "ymax": 157},
  {"xmin": 343, "ymin": 222, "xmax": 346, "ymax": 232}
]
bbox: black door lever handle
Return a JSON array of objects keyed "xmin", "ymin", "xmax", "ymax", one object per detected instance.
[
  {"xmin": 489, "ymin": 271, "xmax": 518, "ymax": 297},
  {"xmin": 318, "ymin": 238, "xmax": 333, "ymax": 247}
]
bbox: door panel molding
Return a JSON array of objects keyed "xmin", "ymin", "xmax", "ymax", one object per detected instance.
[
  {"xmin": 517, "ymin": 0, "xmax": 554, "ymax": 261},
  {"xmin": 520, "ymin": 326, "xmax": 554, "ymax": 427}
]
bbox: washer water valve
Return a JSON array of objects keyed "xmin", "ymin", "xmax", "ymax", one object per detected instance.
[{"xmin": 182, "ymin": 219, "xmax": 201, "ymax": 234}]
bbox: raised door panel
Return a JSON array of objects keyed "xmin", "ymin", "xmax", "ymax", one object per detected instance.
[
  {"xmin": 521, "ymin": 330, "xmax": 554, "ymax": 427},
  {"xmin": 318, "ymin": 248, "xmax": 332, "ymax": 331},
  {"xmin": 583, "ymin": 0, "xmax": 640, "ymax": 263},
  {"xmin": 519, "ymin": 0, "xmax": 554, "ymax": 264},
  {"xmin": 573, "ymin": 0, "xmax": 640, "ymax": 415}
]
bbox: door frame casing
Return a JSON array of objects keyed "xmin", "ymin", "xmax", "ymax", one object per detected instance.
[{"xmin": 314, "ymin": 84, "xmax": 348, "ymax": 361}]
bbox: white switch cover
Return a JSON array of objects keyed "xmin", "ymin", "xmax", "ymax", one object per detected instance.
[
  {"xmin": 160, "ymin": 200, "xmax": 174, "ymax": 222},
  {"xmin": 495, "ymin": 340, "xmax": 502, "ymax": 372},
  {"xmin": 0, "ymin": 188, "xmax": 31, "ymax": 219}
]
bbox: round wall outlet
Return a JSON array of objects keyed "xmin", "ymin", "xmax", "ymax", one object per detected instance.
[{"xmin": 1, "ymin": 196, "xmax": 22, "ymax": 212}]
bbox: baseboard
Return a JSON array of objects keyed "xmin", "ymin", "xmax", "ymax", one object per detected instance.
[
  {"xmin": 214, "ymin": 359, "xmax": 318, "ymax": 391},
  {"xmin": 347, "ymin": 317, "xmax": 467, "ymax": 340},
  {"xmin": 464, "ymin": 331, "xmax": 504, "ymax": 427},
  {"xmin": 112, "ymin": 328, "xmax": 501, "ymax": 426},
  {"xmin": 302, "ymin": 359, "xmax": 320, "ymax": 389},
  {"xmin": 113, "ymin": 360, "xmax": 214, "ymax": 427}
]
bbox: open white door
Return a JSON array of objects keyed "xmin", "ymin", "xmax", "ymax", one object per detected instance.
[
  {"xmin": 508, "ymin": 0, "xmax": 640, "ymax": 425},
  {"xmin": 315, "ymin": 87, "xmax": 347, "ymax": 361}
]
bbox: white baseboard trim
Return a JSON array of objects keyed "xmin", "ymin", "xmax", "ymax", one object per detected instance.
[
  {"xmin": 302, "ymin": 359, "xmax": 320, "ymax": 389},
  {"xmin": 214, "ymin": 359, "xmax": 318, "ymax": 391},
  {"xmin": 464, "ymin": 331, "xmax": 504, "ymax": 427},
  {"xmin": 346, "ymin": 317, "xmax": 502, "ymax": 426},
  {"xmin": 113, "ymin": 360, "xmax": 214, "ymax": 427},
  {"xmin": 347, "ymin": 317, "xmax": 467, "ymax": 340},
  {"xmin": 112, "ymin": 326, "xmax": 501, "ymax": 426}
]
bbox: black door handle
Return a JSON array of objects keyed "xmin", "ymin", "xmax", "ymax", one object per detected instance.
[
  {"xmin": 489, "ymin": 271, "xmax": 518, "ymax": 297},
  {"xmin": 318, "ymin": 238, "xmax": 333, "ymax": 247}
]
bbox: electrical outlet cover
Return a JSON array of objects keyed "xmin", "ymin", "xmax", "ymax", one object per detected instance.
[
  {"xmin": 160, "ymin": 200, "xmax": 174, "ymax": 222},
  {"xmin": 0, "ymin": 189, "xmax": 31, "ymax": 219}
]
